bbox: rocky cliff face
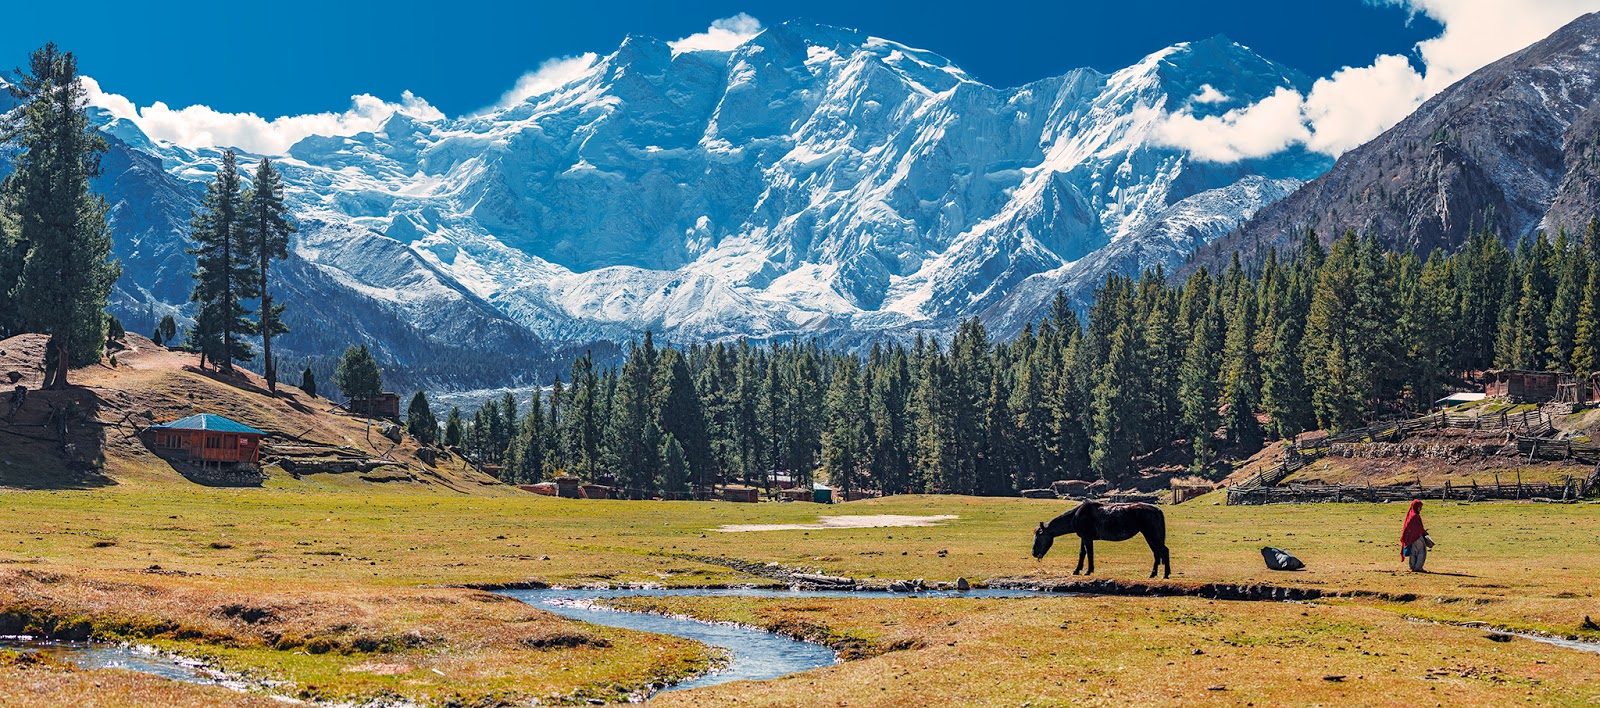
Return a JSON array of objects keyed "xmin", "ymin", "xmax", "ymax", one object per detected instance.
[{"xmin": 1207, "ymin": 12, "xmax": 1600, "ymax": 267}]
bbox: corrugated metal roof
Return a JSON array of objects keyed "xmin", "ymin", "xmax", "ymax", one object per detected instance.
[{"xmin": 148, "ymin": 414, "xmax": 266, "ymax": 436}]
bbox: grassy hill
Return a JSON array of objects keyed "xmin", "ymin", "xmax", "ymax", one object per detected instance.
[{"xmin": 0, "ymin": 332, "xmax": 506, "ymax": 494}]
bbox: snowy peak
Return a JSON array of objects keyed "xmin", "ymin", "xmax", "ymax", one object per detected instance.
[{"xmin": 80, "ymin": 22, "xmax": 1336, "ymax": 380}]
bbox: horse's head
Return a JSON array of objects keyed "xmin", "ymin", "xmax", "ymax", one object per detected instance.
[{"xmin": 1031, "ymin": 521, "xmax": 1054, "ymax": 559}]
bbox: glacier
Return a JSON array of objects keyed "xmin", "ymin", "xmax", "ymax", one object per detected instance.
[{"xmin": 42, "ymin": 23, "xmax": 1333, "ymax": 386}]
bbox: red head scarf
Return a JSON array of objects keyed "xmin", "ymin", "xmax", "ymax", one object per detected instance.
[{"xmin": 1400, "ymin": 499, "xmax": 1426, "ymax": 551}]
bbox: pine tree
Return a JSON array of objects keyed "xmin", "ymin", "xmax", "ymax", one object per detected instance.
[
  {"xmin": 655, "ymin": 348, "xmax": 710, "ymax": 490},
  {"xmin": 1179, "ymin": 297, "xmax": 1222, "ymax": 466},
  {"xmin": 1089, "ymin": 323, "xmax": 1138, "ymax": 482},
  {"xmin": 607, "ymin": 340, "xmax": 659, "ymax": 496},
  {"xmin": 0, "ymin": 209, "xmax": 22, "ymax": 337},
  {"xmin": 187, "ymin": 150, "xmax": 255, "ymax": 372},
  {"xmin": 444, "ymin": 407, "xmax": 464, "ymax": 447},
  {"xmin": 333, "ymin": 344, "xmax": 383, "ymax": 404},
  {"xmin": 299, "ymin": 367, "xmax": 317, "ymax": 397},
  {"xmin": 1575, "ymin": 259, "xmax": 1600, "ymax": 374},
  {"xmin": 1303, "ymin": 233, "xmax": 1367, "ymax": 431},
  {"xmin": 659, "ymin": 433, "xmax": 690, "ymax": 497},
  {"xmin": 822, "ymin": 355, "xmax": 865, "ymax": 497},
  {"xmin": 1546, "ymin": 233, "xmax": 1586, "ymax": 371},
  {"xmin": 563, "ymin": 353, "xmax": 602, "ymax": 481},
  {"xmin": 1221, "ymin": 286, "xmax": 1261, "ymax": 450},
  {"xmin": 2, "ymin": 44, "xmax": 119, "ymax": 386},
  {"xmin": 158, "ymin": 315, "xmax": 178, "ymax": 345},
  {"xmin": 406, "ymin": 391, "xmax": 438, "ymax": 445},
  {"xmin": 243, "ymin": 158, "xmax": 294, "ymax": 393}
]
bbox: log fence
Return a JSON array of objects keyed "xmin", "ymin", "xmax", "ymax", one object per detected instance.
[{"xmin": 1227, "ymin": 409, "xmax": 1585, "ymax": 504}]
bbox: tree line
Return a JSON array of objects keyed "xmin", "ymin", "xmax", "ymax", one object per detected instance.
[{"xmin": 431, "ymin": 223, "xmax": 1600, "ymax": 497}]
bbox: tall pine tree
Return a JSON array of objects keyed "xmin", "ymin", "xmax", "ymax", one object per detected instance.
[{"xmin": 2, "ymin": 44, "xmax": 118, "ymax": 387}]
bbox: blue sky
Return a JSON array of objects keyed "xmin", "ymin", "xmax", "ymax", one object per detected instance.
[{"xmin": 7, "ymin": 1, "xmax": 1439, "ymax": 118}]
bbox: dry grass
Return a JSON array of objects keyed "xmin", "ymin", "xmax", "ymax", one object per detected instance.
[{"xmin": 3, "ymin": 342, "xmax": 1600, "ymax": 704}]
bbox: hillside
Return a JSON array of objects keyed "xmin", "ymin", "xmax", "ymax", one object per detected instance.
[
  {"xmin": 1199, "ymin": 11, "xmax": 1600, "ymax": 267},
  {"xmin": 0, "ymin": 333, "xmax": 507, "ymax": 493}
]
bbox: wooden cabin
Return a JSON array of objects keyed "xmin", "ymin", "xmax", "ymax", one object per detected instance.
[
  {"xmin": 142, "ymin": 414, "xmax": 265, "ymax": 466},
  {"xmin": 1484, "ymin": 369, "xmax": 1561, "ymax": 403},
  {"xmin": 349, "ymin": 392, "xmax": 401, "ymax": 421},
  {"xmin": 720, "ymin": 485, "xmax": 760, "ymax": 503}
]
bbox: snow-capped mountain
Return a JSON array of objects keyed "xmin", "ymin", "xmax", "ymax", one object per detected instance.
[{"xmin": 72, "ymin": 23, "xmax": 1332, "ymax": 385}]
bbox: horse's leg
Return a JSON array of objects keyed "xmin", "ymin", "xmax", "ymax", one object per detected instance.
[
  {"xmin": 1145, "ymin": 530, "xmax": 1162, "ymax": 579},
  {"xmin": 1074, "ymin": 537, "xmax": 1086, "ymax": 575},
  {"xmin": 1144, "ymin": 526, "xmax": 1172, "ymax": 579},
  {"xmin": 1085, "ymin": 540, "xmax": 1095, "ymax": 576}
]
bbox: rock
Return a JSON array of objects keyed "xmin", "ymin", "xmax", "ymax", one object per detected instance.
[
  {"xmin": 5, "ymin": 371, "xmax": 21, "ymax": 384},
  {"xmin": 956, "ymin": 577, "xmax": 970, "ymax": 591},
  {"xmin": 1191, "ymin": 648, "xmax": 1205, "ymax": 655},
  {"xmin": 379, "ymin": 422, "xmax": 403, "ymax": 443},
  {"xmin": 415, "ymin": 448, "xmax": 438, "ymax": 466},
  {"xmin": 1323, "ymin": 675, "xmax": 1346, "ymax": 682},
  {"xmin": 1485, "ymin": 633, "xmax": 1513, "ymax": 643},
  {"xmin": 1582, "ymin": 615, "xmax": 1599, "ymax": 631},
  {"xmin": 1207, "ymin": 685, "xmax": 1226, "ymax": 691}
]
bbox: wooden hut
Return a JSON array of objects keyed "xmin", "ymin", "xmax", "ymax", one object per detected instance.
[
  {"xmin": 142, "ymin": 414, "xmax": 265, "ymax": 467},
  {"xmin": 349, "ymin": 392, "xmax": 401, "ymax": 421},
  {"xmin": 721, "ymin": 485, "xmax": 760, "ymax": 503},
  {"xmin": 553, "ymin": 476, "xmax": 583, "ymax": 499},
  {"xmin": 1484, "ymin": 370, "xmax": 1560, "ymax": 403},
  {"xmin": 579, "ymin": 484, "xmax": 611, "ymax": 500}
]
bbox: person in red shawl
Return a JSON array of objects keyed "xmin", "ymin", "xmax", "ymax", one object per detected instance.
[{"xmin": 1400, "ymin": 499, "xmax": 1435, "ymax": 572}]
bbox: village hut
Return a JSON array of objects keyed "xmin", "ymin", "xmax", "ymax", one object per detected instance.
[
  {"xmin": 1484, "ymin": 369, "xmax": 1560, "ymax": 402},
  {"xmin": 721, "ymin": 485, "xmax": 760, "ymax": 503},
  {"xmin": 141, "ymin": 414, "xmax": 266, "ymax": 468}
]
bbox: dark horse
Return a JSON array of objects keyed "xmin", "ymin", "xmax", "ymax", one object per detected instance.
[{"xmin": 1032, "ymin": 501, "xmax": 1171, "ymax": 578}]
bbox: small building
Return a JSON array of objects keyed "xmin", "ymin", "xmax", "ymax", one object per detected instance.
[
  {"xmin": 779, "ymin": 487, "xmax": 812, "ymax": 502},
  {"xmin": 142, "ymin": 414, "xmax": 265, "ymax": 466},
  {"xmin": 553, "ymin": 476, "xmax": 583, "ymax": 499},
  {"xmin": 1484, "ymin": 370, "xmax": 1561, "ymax": 403},
  {"xmin": 579, "ymin": 483, "xmax": 611, "ymax": 500},
  {"xmin": 349, "ymin": 392, "xmax": 401, "ymax": 421},
  {"xmin": 721, "ymin": 485, "xmax": 760, "ymax": 503},
  {"xmin": 1435, "ymin": 391, "xmax": 1487, "ymax": 408},
  {"xmin": 811, "ymin": 482, "xmax": 834, "ymax": 504}
]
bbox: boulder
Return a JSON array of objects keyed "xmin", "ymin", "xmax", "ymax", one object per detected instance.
[
  {"xmin": 379, "ymin": 422, "xmax": 402, "ymax": 443},
  {"xmin": 5, "ymin": 371, "xmax": 21, "ymax": 384}
]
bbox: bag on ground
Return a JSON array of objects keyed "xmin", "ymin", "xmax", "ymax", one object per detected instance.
[{"xmin": 1260, "ymin": 546, "xmax": 1305, "ymax": 571}]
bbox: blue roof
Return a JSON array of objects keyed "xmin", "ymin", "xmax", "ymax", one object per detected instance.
[{"xmin": 148, "ymin": 414, "xmax": 266, "ymax": 436}]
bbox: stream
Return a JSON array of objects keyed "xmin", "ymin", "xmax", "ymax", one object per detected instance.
[
  {"xmin": 0, "ymin": 636, "xmax": 216, "ymax": 684},
  {"xmin": 498, "ymin": 587, "xmax": 1057, "ymax": 693}
]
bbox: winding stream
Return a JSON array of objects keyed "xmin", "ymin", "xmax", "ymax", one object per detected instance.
[{"xmin": 499, "ymin": 587, "xmax": 1056, "ymax": 692}]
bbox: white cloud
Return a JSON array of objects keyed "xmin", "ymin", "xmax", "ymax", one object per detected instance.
[
  {"xmin": 1156, "ymin": 87, "xmax": 1311, "ymax": 162},
  {"xmin": 1191, "ymin": 84, "xmax": 1230, "ymax": 104},
  {"xmin": 1158, "ymin": 0, "xmax": 1600, "ymax": 161},
  {"xmin": 669, "ymin": 13, "xmax": 763, "ymax": 54},
  {"xmin": 83, "ymin": 77, "xmax": 444, "ymax": 155},
  {"xmin": 489, "ymin": 53, "xmax": 600, "ymax": 111}
]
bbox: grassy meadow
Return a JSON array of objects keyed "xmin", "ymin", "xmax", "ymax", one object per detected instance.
[{"xmin": 1, "ymin": 482, "xmax": 1599, "ymax": 705}]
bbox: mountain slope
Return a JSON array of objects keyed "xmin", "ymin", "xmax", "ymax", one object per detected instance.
[
  {"xmin": 16, "ymin": 24, "xmax": 1335, "ymax": 384},
  {"xmin": 1208, "ymin": 12, "xmax": 1600, "ymax": 265}
]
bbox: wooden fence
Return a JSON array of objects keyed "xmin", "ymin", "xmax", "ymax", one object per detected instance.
[
  {"xmin": 1227, "ymin": 476, "xmax": 1593, "ymax": 505},
  {"xmin": 1230, "ymin": 409, "xmax": 1563, "ymax": 498}
]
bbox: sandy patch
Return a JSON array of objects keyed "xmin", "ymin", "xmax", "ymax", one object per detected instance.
[
  {"xmin": 342, "ymin": 662, "xmax": 413, "ymax": 675},
  {"xmin": 714, "ymin": 515, "xmax": 959, "ymax": 533}
]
